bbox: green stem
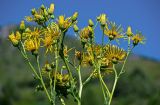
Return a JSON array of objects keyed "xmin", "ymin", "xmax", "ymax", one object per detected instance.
[
  {"xmin": 53, "ymin": 43, "xmax": 59, "ymax": 105},
  {"xmin": 102, "ymin": 27, "xmax": 105, "ymax": 46},
  {"xmin": 78, "ymin": 65, "xmax": 83, "ymax": 103},
  {"xmin": 49, "ymin": 72, "xmax": 53, "ymax": 103},
  {"xmin": 59, "ymin": 31, "xmax": 79, "ymax": 103},
  {"xmin": 83, "ymin": 69, "xmax": 96, "ymax": 86},
  {"xmin": 97, "ymin": 64, "xmax": 108, "ymax": 104},
  {"xmin": 118, "ymin": 37, "xmax": 133, "ymax": 76},
  {"xmin": 59, "ymin": 96, "xmax": 66, "ymax": 105},
  {"xmin": 108, "ymin": 65, "xmax": 118, "ymax": 105},
  {"xmin": 18, "ymin": 43, "xmax": 40, "ymax": 79},
  {"xmin": 36, "ymin": 56, "xmax": 52, "ymax": 102}
]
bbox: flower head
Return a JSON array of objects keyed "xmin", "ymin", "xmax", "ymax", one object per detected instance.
[
  {"xmin": 99, "ymin": 14, "xmax": 107, "ymax": 26},
  {"xmin": 25, "ymin": 4, "xmax": 54, "ymax": 25},
  {"xmin": 8, "ymin": 31, "xmax": 21, "ymax": 47},
  {"xmin": 104, "ymin": 22, "xmax": 123, "ymax": 40},
  {"xmin": 20, "ymin": 21, "xmax": 25, "ymax": 31},
  {"xmin": 48, "ymin": 3, "xmax": 54, "ymax": 14},
  {"xmin": 104, "ymin": 45, "xmax": 126, "ymax": 64},
  {"xmin": 80, "ymin": 26, "xmax": 93, "ymax": 43},
  {"xmin": 24, "ymin": 27, "xmax": 41, "ymax": 39},
  {"xmin": 72, "ymin": 12, "xmax": 78, "ymax": 22},
  {"xmin": 43, "ymin": 35, "xmax": 54, "ymax": 53},
  {"xmin": 132, "ymin": 32, "xmax": 145, "ymax": 46},
  {"xmin": 44, "ymin": 22, "xmax": 60, "ymax": 39},
  {"xmin": 57, "ymin": 15, "xmax": 72, "ymax": 31},
  {"xmin": 126, "ymin": 26, "xmax": 133, "ymax": 37},
  {"xmin": 24, "ymin": 39, "xmax": 40, "ymax": 52}
]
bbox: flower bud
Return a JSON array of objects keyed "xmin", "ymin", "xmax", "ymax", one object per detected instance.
[
  {"xmin": 58, "ymin": 16, "xmax": 65, "ymax": 28},
  {"xmin": 35, "ymin": 14, "xmax": 43, "ymax": 20},
  {"xmin": 62, "ymin": 66, "xmax": 66, "ymax": 69},
  {"xmin": 20, "ymin": 21, "xmax": 25, "ymax": 31},
  {"xmin": 41, "ymin": 4, "xmax": 45, "ymax": 10},
  {"xmin": 44, "ymin": 9, "xmax": 48, "ymax": 16},
  {"xmin": 25, "ymin": 28, "xmax": 31, "ymax": 33},
  {"xmin": 72, "ymin": 12, "xmax": 78, "ymax": 22},
  {"xmin": 112, "ymin": 57, "xmax": 118, "ymax": 64},
  {"xmin": 73, "ymin": 25, "xmax": 79, "ymax": 32},
  {"xmin": 100, "ymin": 14, "xmax": 107, "ymax": 27},
  {"xmin": 97, "ymin": 16, "xmax": 100, "ymax": 21},
  {"xmin": 31, "ymin": 8, "xmax": 36, "ymax": 15},
  {"xmin": 126, "ymin": 26, "xmax": 133, "ymax": 37},
  {"xmin": 51, "ymin": 62, "xmax": 55, "ymax": 68},
  {"xmin": 15, "ymin": 31, "xmax": 21, "ymax": 40},
  {"xmin": 45, "ymin": 63, "xmax": 52, "ymax": 71},
  {"xmin": 50, "ymin": 15, "xmax": 55, "ymax": 19},
  {"xmin": 48, "ymin": 3, "xmax": 54, "ymax": 14},
  {"xmin": 32, "ymin": 50, "xmax": 38, "ymax": 56},
  {"xmin": 8, "ymin": 33, "xmax": 19, "ymax": 47},
  {"xmin": 88, "ymin": 19, "xmax": 94, "ymax": 27}
]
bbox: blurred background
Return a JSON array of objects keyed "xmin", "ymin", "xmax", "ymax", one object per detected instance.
[{"xmin": 0, "ymin": 0, "xmax": 160, "ymax": 105}]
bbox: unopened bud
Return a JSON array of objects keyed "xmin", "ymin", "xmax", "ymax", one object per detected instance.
[
  {"xmin": 100, "ymin": 14, "xmax": 107, "ymax": 27},
  {"xmin": 25, "ymin": 28, "xmax": 31, "ymax": 33},
  {"xmin": 8, "ymin": 33, "xmax": 19, "ymax": 47},
  {"xmin": 48, "ymin": 3, "xmax": 54, "ymax": 14},
  {"xmin": 73, "ymin": 25, "xmax": 79, "ymax": 32},
  {"xmin": 88, "ymin": 19, "xmax": 94, "ymax": 27},
  {"xmin": 72, "ymin": 12, "xmax": 78, "ymax": 22},
  {"xmin": 44, "ymin": 9, "xmax": 48, "ymax": 16},
  {"xmin": 51, "ymin": 62, "xmax": 55, "ymax": 68},
  {"xmin": 32, "ymin": 50, "xmax": 38, "ymax": 56},
  {"xmin": 31, "ymin": 8, "xmax": 36, "ymax": 15},
  {"xmin": 41, "ymin": 4, "xmax": 45, "ymax": 10},
  {"xmin": 50, "ymin": 15, "xmax": 54, "ymax": 19},
  {"xmin": 20, "ymin": 21, "xmax": 25, "ymax": 31},
  {"xmin": 126, "ymin": 26, "xmax": 133, "ymax": 37},
  {"xmin": 97, "ymin": 16, "xmax": 100, "ymax": 21},
  {"xmin": 45, "ymin": 64, "xmax": 52, "ymax": 71}
]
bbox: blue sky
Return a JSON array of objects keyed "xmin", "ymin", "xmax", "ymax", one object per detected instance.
[{"xmin": 0, "ymin": 0, "xmax": 160, "ymax": 60}]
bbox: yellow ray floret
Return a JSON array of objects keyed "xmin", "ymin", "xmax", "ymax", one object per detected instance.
[{"xmin": 104, "ymin": 45, "xmax": 126, "ymax": 64}]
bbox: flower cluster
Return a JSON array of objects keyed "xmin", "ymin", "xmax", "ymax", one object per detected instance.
[{"xmin": 8, "ymin": 3, "xmax": 145, "ymax": 105}]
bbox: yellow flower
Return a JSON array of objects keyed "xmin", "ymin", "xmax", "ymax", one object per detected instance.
[
  {"xmin": 75, "ymin": 50, "xmax": 82, "ymax": 60},
  {"xmin": 72, "ymin": 12, "xmax": 78, "ymax": 22},
  {"xmin": 15, "ymin": 31, "xmax": 21, "ymax": 40},
  {"xmin": 24, "ymin": 39, "xmax": 40, "ymax": 52},
  {"xmin": 99, "ymin": 14, "xmax": 107, "ymax": 26},
  {"xmin": 43, "ymin": 35, "xmax": 53, "ymax": 47},
  {"xmin": 63, "ymin": 46, "xmax": 73, "ymax": 57},
  {"xmin": 132, "ymin": 33, "xmax": 145, "ymax": 46},
  {"xmin": 8, "ymin": 33, "xmax": 19, "ymax": 46},
  {"xmin": 25, "ymin": 16, "xmax": 33, "ymax": 22},
  {"xmin": 24, "ymin": 27, "xmax": 41, "ymax": 39},
  {"xmin": 87, "ymin": 45, "xmax": 101, "ymax": 57},
  {"xmin": 73, "ymin": 25, "xmax": 79, "ymax": 32},
  {"xmin": 126, "ymin": 26, "xmax": 133, "ymax": 37},
  {"xmin": 101, "ymin": 58, "xmax": 113, "ymax": 69},
  {"xmin": 104, "ymin": 22, "xmax": 123, "ymax": 40},
  {"xmin": 45, "ymin": 22, "xmax": 60, "ymax": 39},
  {"xmin": 48, "ymin": 3, "xmax": 54, "ymax": 14},
  {"xmin": 57, "ymin": 15, "xmax": 72, "ymax": 31},
  {"xmin": 43, "ymin": 35, "xmax": 54, "ymax": 53},
  {"xmin": 88, "ymin": 19, "xmax": 94, "ymax": 27},
  {"xmin": 8, "ymin": 31, "xmax": 21, "ymax": 46},
  {"xmin": 20, "ymin": 21, "xmax": 25, "ymax": 31},
  {"xmin": 82, "ymin": 54, "xmax": 93, "ymax": 66},
  {"xmin": 104, "ymin": 45, "xmax": 126, "ymax": 64},
  {"xmin": 51, "ymin": 71, "xmax": 70, "ymax": 87},
  {"xmin": 43, "ymin": 23, "xmax": 60, "ymax": 53},
  {"xmin": 80, "ymin": 26, "xmax": 93, "ymax": 42}
]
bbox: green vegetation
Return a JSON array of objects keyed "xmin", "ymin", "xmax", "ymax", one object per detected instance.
[{"xmin": 0, "ymin": 35, "xmax": 160, "ymax": 105}]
